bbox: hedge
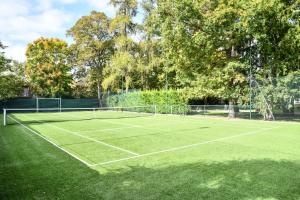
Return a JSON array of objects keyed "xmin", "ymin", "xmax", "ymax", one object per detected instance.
[{"xmin": 105, "ymin": 90, "xmax": 188, "ymax": 114}]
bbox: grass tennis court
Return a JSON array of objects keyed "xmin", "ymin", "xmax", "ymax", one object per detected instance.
[{"xmin": 1, "ymin": 109, "xmax": 300, "ymax": 199}]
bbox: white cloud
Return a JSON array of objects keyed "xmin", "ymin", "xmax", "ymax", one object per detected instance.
[
  {"xmin": 0, "ymin": 0, "xmax": 74, "ymax": 62},
  {"xmin": 0, "ymin": 0, "xmax": 118, "ymax": 62},
  {"xmin": 4, "ymin": 44, "xmax": 27, "ymax": 62},
  {"xmin": 85, "ymin": 0, "xmax": 116, "ymax": 17},
  {"xmin": 58, "ymin": 0, "xmax": 78, "ymax": 4},
  {"xmin": 0, "ymin": 0, "xmax": 30, "ymax": 17}
]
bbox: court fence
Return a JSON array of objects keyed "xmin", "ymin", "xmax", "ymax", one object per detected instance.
[
  {"xmin": 1, "ymin": 98, "xmax": 300, "ymax": 122},
  {"xmin": 0, "ymin": 98, "xmax": 100, "ymax": 111}
]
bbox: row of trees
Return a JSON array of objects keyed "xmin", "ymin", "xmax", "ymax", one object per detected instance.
[{"xmin": 1, "ymin": 0, "xmax": 300, "ymax": 107}]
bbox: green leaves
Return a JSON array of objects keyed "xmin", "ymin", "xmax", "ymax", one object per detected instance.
[
  {"xmin": 67, "ymin": 11, "xmax": 113, "ymax": 97},
  {"xmin": 0, "ymin": 41, "xmax": 24, "ymax": 100},
  {"xmin": 25, "ymin": 38, "xmax": 71, "ymax": 97},
  {"xmin": 0, "ymin": 75, "xmax": 24, "ymax": 100}
]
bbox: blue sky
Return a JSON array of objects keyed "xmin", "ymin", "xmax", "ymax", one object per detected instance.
[{"xmin": 0, "ymin": 0, "xmax": 143, "ymax": 61}]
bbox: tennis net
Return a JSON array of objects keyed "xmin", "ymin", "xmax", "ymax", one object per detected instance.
[{"xmin": 3, "ymin": 105, "xmax": 156, "ymax": 126}]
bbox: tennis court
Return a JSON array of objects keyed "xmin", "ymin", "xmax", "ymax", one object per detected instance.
[
  {"xmin": 2, "ymin": 106, "xmax": 300, "ymax": 199},
  {"xmin": 4, "ymin": 106, "xmax": 300, "ymax": 169}
]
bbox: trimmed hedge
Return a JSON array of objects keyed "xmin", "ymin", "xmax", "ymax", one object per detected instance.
[{"xmin": 105, "ymin": 90, "xmax": 188, "ymax": 114}]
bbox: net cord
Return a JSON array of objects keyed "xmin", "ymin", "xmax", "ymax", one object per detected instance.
[
  {"xmin": 3, "ymin": 105, "xmax": 155, "ymax": 126},
  {"xmin": 4, "ymin": 105, "xmax": 154, "ymax": 111}
]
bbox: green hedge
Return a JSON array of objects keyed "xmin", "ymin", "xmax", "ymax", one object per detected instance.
[{"xmin": 105, "ymin": 90, "xmax": 188, "ymax": 114}]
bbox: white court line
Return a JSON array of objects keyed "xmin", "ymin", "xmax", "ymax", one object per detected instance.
[
  {"xmin": 8, "ymin": 116, "xmax": 93, "ymax": 167},
  {"xmin": 19, "ymin": 115, "xmax": 140, "ymax": 156},
  {"xmin": 77, "ymin": 126, "xmax": 140, "ymax": 134},
  {"xmin": 90, "ymin": 126, "xmax": 281, "ymax": 166}
]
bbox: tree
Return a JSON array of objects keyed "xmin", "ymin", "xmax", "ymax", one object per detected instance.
[
  {"xmin": 67, "ymin": 11, "xmax": 113, "ymax": 99},
  {"xmin": 25, "ymin": 38, "xmax": 71, "ymax": 97},
  {"xmin": 0, "ymin": 41, "xmax": 8, "ymax": 72},
  {"xmin": 102, "ymin": 0, "xmax": 138, "ymax": 92},
  {"xmin": 137, "ymin": 0, "xmax": 164, "ymax": 90},
  {"xmin": 153, "ymin": 0, "xmax": 299, "ymax": 102},
  {"xmin": 0, "ymin": 41, "xmax": 24, "ymax": 100}
]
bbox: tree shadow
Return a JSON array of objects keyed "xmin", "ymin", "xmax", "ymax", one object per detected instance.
[
  {"xmin": 99, "ymin": 159, "xmax": 300, "ymax": 200},
  {"xmin": 2, "ymin": 157, "xmax": 300, "ymax": 199}
]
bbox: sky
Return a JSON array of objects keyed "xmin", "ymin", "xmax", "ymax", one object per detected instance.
[{"xmin": 0, "ymin": 0, "xmax": 142, "ymax": 62}]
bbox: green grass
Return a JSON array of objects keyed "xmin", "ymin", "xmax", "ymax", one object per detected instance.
[{"xmin": 1, "ymin": 111, "xmax": 300, "ymax": 199}]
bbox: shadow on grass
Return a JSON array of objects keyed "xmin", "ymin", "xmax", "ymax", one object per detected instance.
[{"xmin": 1, "ymin": 157, "xmax": 300, "ymax": 199}]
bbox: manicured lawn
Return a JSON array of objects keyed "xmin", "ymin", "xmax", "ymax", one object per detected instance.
[{"xmin": 1, "ymin": 111, "xmax": 300, "ymax": 199}]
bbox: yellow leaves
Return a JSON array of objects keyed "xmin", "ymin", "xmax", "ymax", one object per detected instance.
[
  {"xmin": 233, "ymin": 73, "xmax": 246, "ymax": 84},
  {"xmin": 46, "ymin": 79, "xmax": 53, "ymax": 86},
  {"xmin": 25, "ymin": 37, "xmax": 70, "ymax": 97}
]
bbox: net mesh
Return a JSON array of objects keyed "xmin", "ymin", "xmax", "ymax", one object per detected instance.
[{"xmin": 4, "ymin": 106, "xmax": 156, "ymax": 126}]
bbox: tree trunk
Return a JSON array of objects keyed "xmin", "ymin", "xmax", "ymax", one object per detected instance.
[
  {"xmin": 228, "ymin": 100, "xmax": 239, "ymax": 118},
  {"xmin": 228, "ymin": 101, "xmax": 235, "ymax": 118}
]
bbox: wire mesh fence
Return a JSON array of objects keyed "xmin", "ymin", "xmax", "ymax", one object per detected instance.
[
  {"xmin": 153, "ymin": 104, "xmax": 300, "ymax": 122},
  {"xmin": 1, "ymin": 98, "xmax": 101, "ymax": 111}
]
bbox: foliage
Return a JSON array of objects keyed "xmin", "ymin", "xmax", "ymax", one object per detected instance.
[
  {"xmin": 67, "ymin": 11, "xmax": 113, "ymax": 98},
  {"xmin": 102, "ymin": 0, "xmax": 138, "ymax": 92},
  {"xmin": 0, "ymin": 41, "xmax": 9, "ymax": 72},
  {"xmin": 0, "ymin": 75, "xmax": 24, "ymax": 100},
  {"xmin": 0, "ymin": 41, "xmax": 24, "ymax": 100},
  {"xmin": 25, "ymin": 38, "xmax": 71, "ymax": 97},
  {"xmin": 253, "ymin": 71, "xmax": 300, "ymax": 118},
  {"xmin": 154, "ymin": 0, "xmax": 299, "ymax": 104},
  {"xmin": 17, "ymin": 0, "xmax": 300, "ymax": 118},
  {"xmin": 106, "ymin": 89, "xmax": 188, "ymax": 113}
]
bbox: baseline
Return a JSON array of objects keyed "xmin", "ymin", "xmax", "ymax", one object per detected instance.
[{"xmin": 8, "ymin": 116, "xmax": 93, "ymax": 166}]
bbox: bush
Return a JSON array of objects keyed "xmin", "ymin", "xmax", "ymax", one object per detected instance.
[{"xmin": 105, "ymin": 89, "xmax": 188, "ymax": 113}]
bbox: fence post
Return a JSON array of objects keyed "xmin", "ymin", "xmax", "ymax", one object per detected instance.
[{"xmin": 3, "ymin": 109, "xmax": 6, "ymax": 126}]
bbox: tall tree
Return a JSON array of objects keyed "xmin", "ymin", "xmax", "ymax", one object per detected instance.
[
  {"xmin": 137, "ymin": 0, "xmax": 164, "ymax": 90},
  {"xmin": 67, "ymin": 11, "xmax": 113, "ymax": 99},
  {"xmin": 102, "ymin": 0, "xmax": 138, "ymax": 92},
  {"xmin": 154, "ymin": 0, "xmax": 300, "ymax": 105},
  {"xmin": 25, "ymin": 38, "xmax": 71, "ymax": 97}
]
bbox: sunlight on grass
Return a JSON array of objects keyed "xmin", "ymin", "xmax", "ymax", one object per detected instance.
[{"xmin": 1, "ymin": 114, "xmax": 300, "ymax": 199}]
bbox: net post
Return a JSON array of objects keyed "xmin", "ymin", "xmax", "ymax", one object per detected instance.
[
  {"xmin": 3, "ymin": 109, "xmax": 6, "ymax": 126},
  {"xmin": 170, "ymin": 105, "xmax": 173, "ymax": 115},
  {"xmin": 154, "ymin": 105, "xmax": 157, "ymax": 115}
]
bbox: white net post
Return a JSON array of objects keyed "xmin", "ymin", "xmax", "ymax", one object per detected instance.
[
  {"xmin": 3, "ymin": 109, "xmax": 6, "ymax": 126},
  {"xmin": 154, "ymin": 105, "xmax": 157, "ymax": 115}
]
